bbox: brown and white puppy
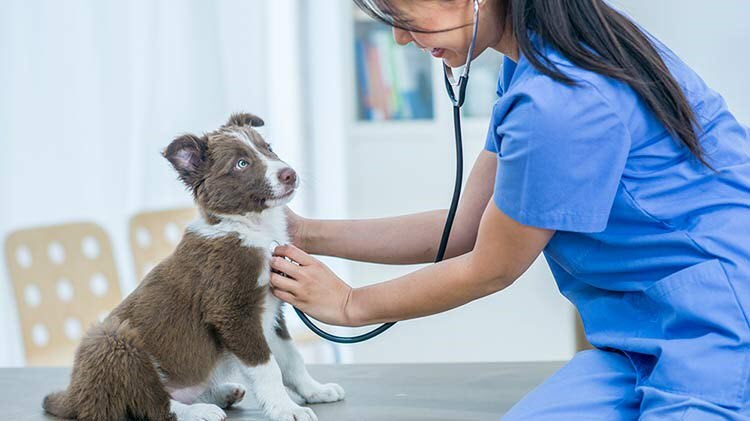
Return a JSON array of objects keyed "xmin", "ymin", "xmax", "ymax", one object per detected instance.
[{"xmin": 42, "ymin": 113, "xmax": 344, "ymax": 421}]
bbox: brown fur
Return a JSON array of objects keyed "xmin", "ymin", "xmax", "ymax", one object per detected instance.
[
  {"xmin": 196, "ymin": 131, "xmax": 275, "ymax": 215},
  {"xmin": 223, "ymin": 112, "xmax": 264, "ymax": 129},
  {"xmin": 44, "ymin": 318, "xmax": 177, "ymax": 420},
  {"xmin": 165, "ymin": 113, "xmax": 281, "ymax": 218},
  {"xmin": 43, "ymin": 113, "xmax": 292, "ymax": 420}
]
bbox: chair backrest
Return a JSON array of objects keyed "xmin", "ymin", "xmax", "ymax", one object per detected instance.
[
  {"xmin": 128, "ymin": 207, "xmax": 198, "ymax": 281},
  {"xmin": 4, "ymin": 222, "xmax": 122, "ymax": 366}
]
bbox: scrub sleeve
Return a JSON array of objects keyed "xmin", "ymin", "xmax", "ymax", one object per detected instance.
[{"xmin": 484, "ymin": 79, "xmax": 630, "ymax": 233}]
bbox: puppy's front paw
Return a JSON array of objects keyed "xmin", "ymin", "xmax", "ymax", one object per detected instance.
[
  {"xmin": 195, "ymin": 383, "xmax": 246, "ymax": 409},
  {"xmin": 177, "ymin": 403, "xmax": 227, "ymax": 421},
  {"xmin": 267, "ymin": 404, "xmax": 317, "ymax": 421},
  {"xmin": 285, "ymin": 386, "xmax": 306, "ymax": 405},
  {"xmin": 302, "ymin": 383, "xmax": 345, "ymax": 404}
]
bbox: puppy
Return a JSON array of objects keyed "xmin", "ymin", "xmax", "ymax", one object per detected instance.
[{"xmin": 42, "ymin": 113, "xmax": 344, "ymax": 421}]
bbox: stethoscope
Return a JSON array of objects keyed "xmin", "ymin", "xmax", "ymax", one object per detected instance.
[{"xmin": 292, "ymin": 0, "xmax": 480, "ymax": 344}]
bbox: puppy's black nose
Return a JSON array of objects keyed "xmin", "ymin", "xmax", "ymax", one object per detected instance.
[{"xmin": 278, "ymin": 168, "xmax": 297, "ymax": 186}]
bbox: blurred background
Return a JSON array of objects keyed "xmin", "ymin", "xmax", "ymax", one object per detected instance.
[{"xmin": 1, "ymin": 0, "xmax": 748, "ymax": 367}]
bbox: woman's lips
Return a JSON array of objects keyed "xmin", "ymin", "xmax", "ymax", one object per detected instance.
[
  {"xmin": 418, "ymin": 45, "xmax": 446, "ymax": 58},
  {"xmin": 430, "ymin": 48, "xmax": 446, "ymax": 58}
]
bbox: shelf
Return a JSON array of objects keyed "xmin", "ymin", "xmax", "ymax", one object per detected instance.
[{"xmin": 353, "ymin": 19, "xmax": 435, "ymax": 121}]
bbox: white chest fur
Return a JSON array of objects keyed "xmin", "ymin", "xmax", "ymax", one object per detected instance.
[{"xmin": 187, "ymin": 206, "xmax": 290, "ymax": 287}]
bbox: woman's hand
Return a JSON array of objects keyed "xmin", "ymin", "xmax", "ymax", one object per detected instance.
[
  {"xmin": 270, "ymin": 243, "xmax": 355, "ymax": 326},
  {"xmin": 283, "ymin": 206, "xmax": 307, "ymax": 249}
]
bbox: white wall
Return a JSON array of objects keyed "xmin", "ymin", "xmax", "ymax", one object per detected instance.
[{"xmin": 613, "ymin": 0, "xmax": 750, "ymax": 123}]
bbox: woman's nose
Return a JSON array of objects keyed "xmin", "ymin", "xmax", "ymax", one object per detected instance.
[{"xmin": 392, "ymin": 27, "xmax": 413, "ymax": 46}]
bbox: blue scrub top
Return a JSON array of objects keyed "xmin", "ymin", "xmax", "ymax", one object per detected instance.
[{"xmin": 485, "ymin": 35, "xmax": 750, "ymax": 407}]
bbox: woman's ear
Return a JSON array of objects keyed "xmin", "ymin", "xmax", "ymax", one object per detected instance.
[
  {"xmin": 224, "ymin": 112, "xmax": 265, "ymax": 128},
  {"xmin": 163, "ymin": 134, "xmax": 209, "ymax": 191}
]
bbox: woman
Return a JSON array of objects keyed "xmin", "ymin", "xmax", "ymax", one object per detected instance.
[{"xmin": 269, "ymin": 0, "xmax": 750, "ymax": 418}]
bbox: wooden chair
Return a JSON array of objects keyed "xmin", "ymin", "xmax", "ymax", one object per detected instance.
[
  {"xmin": 128, "ymin": 207, "xmax": 198, "ymax": 281},
  {"xmin": 4, "ymin": 222, "xmax": 122, "ymax": 366}
]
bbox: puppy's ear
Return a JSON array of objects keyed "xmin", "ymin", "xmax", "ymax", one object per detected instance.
[
  {"xmin": 225, "ymin": 112, "xmax": 264, "ymax": 128},
  {"xmin": 163, "ymin": 134, "xmax": 208, "ymax": 190}
]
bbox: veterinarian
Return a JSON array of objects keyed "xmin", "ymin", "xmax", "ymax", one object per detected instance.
[{"xmin": 269, "ymin": 0, "xmax": 750, "ymax": 418}]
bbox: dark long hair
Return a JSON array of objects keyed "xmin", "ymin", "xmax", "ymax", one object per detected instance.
[{"xmin": 354, "ymin": 0, "xmax": 710, "ymax": 167}]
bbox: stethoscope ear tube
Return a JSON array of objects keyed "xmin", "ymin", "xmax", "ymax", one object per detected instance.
[{"xmin": 293, "ymin": 0, "xmax": 478, "ymax": 344}]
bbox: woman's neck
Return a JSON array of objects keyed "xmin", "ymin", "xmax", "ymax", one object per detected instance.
[{"xmin": 492, "ymin": 16, "xmax": 519, "ymax": 62}]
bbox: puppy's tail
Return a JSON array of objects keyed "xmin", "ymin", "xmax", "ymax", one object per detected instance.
[
  {"xmin": 42, "ymin": 390, "xmax": 74, "ymax": 419},
  {"xmin": 42, "ymin": 317, "xmax": 174, "ymax": 420}
]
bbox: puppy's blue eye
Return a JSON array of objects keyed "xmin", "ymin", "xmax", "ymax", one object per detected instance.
[{"xmin": 236, "ymin": 159, "xmax": 249, "ymax": 169}]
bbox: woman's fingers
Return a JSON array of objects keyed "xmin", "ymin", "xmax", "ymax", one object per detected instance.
[
  {"xmin": 273, "ymin": 243, "xmax": 317, "ymax": 266},
  {"xmin": 270, "ymin": 249, "xmax": 354, "ymax": 326},
  {"xmin": 271, "ymin": 286, "xmax": 297, "ymax": 305},
  {"xmin": 269, "ymin": 272, "xmax": 300, "ymax": 295},
  {"xmin": 270, "ymin": 255, "xmax": 302, "ymax": 277}
]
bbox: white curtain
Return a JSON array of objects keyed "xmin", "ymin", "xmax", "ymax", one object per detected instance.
[{"xmin": 0, "ymin": 0, "xmax": 275, "ymax": 366}]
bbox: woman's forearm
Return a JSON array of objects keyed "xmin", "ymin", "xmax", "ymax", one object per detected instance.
[
  {"xmin": 345, "ymin": 250, "xmax": 510, "ymax": 326},
  {"xmin": 270, "ymin": 195, "xmax": 552, "ymax": 328},
  {"xmin": 299, "ymin": 152, "xmax": 498, "ymax": 265},
  {"xmin": 342, "ymin": 202, "xmax": 553, "ymax": 327},
  {"xmin": 301, "ymin": 210, "xmax": 469, "ymax": 265}
]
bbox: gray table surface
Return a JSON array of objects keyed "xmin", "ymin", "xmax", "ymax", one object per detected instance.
[{"xmin": 0, "ymin": 362, "xmax": 564, "ymax": 420}]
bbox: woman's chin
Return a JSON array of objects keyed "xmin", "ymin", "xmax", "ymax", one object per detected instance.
[{"xmin": 442, "ymin": 54, "xmax": 468, "ymax": 69}]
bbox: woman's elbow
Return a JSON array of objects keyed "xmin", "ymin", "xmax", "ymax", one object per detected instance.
[
  {"xmin": 466, "ymin": 256, "xmax": 519, "ymax": 296},
  {"xmin": 481, "ymin": 271, "xmax": 516, "ymax": 295}
]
